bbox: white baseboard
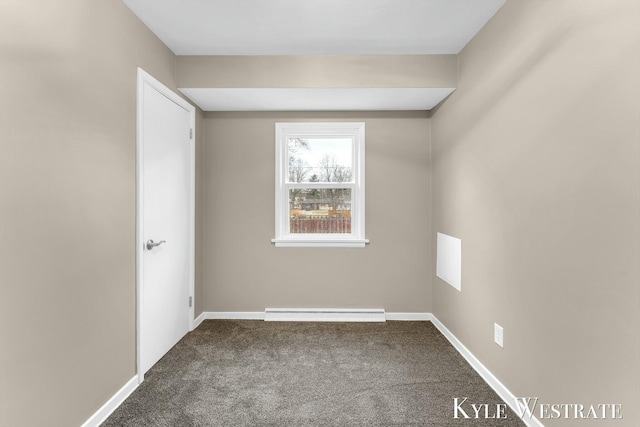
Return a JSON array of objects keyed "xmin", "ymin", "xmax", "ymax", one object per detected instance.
[
  {"xmin": 81, "ymin": 375, "xmax": 138, "ymax": 427},
  {"xmin": 385, "ymin": 312, "xmax": 433, "ymax": 321},
  {"xmin": 195, "ymin": 311, "xmax": 265, "ymax": 323},
  {"xmin": 430, "ymin": 316, "xmax": 544, "ymax": 427},
  {"xmin": 265, "ymin": 308, "xmax": 386, "ymax": 322},
  {"xmin": 193, "ymin": 311, "xmax": 207, "ymax": 329}
]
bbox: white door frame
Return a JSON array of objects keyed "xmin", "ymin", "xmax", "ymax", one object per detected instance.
[{"xmin": 136, "ymin": 67, "xmax": 196, "ymax": 383}]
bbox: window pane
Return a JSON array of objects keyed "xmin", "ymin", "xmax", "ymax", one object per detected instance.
[
  {"xmin": 287, "ymin": 138, "xmax": 353, "ymax": 183},
  {"xmin": 289, "ymin": 188, "xmax": 351, "ymax": 234}
]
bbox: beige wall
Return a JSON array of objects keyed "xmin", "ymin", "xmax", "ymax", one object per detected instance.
[
  {"xmin": 202, "ymin": 111, "xmax": 432, "ymax": 312},
  {"xmin": 177, "ymin": 55, "xmax": 457, "ymax": 89},
  {"xmin": 431, "ymin": 1, "xmax": 640, "ymax": 425},
  {"xmin": 0, "ymin": 1, "xmax": 200, "ymax": 426}
]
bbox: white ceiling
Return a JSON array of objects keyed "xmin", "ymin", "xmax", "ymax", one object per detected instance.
[
  {"xmin": 123, "ymin": 0, "xmax": 505, "ymax": 55},
  {"xmin": 123, "ymin": 0, "xmax": 504, "ymax": 110},
  {"xmin": 180, "ymin": 87, "xmax": 456, "ymax": 111}
]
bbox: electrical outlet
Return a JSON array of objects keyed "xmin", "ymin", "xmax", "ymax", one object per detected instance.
[{"xmin": 494, "ymin": 323, "xmax": 504, "ymax": 348}]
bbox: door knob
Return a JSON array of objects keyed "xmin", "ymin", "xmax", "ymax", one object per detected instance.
[{"xmin": 146, "ymin": 239, "xmax": 166, "ymax": 250}]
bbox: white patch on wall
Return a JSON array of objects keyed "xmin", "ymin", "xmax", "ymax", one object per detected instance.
[{"xmin": 436, "ymin": 232, "xmax": 462, "ymax": 291}]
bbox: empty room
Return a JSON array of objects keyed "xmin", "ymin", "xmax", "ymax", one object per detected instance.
[{"xmin": 1, "ymin": 0, "xmax": 638, "ymax": 426}]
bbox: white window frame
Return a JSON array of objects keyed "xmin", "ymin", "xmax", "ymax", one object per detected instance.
[{"xmin": 272, "ymin": 122, "xmax": 368, "ymax": 248}]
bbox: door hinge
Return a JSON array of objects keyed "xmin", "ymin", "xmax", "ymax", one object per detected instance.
[
  {"xmin": 189, "ymin": 296, "xmax": 193, "ymax": 307},
  {"xmin": 190, "ymin": 128, "xmax": 193, "ymax": 139}
]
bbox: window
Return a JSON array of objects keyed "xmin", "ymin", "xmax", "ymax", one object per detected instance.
[{"xmin": 272, "ymin": 122, "xmax": 367, "ymax": 248}]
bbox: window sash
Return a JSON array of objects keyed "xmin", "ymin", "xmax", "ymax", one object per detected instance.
[
  {"xmin": 287, "ymin": 186, "xmax": 354, "ymax": 236},
  {"xmin": 286, "ymin": 137, "xmax": 354, "ymax": 184}
]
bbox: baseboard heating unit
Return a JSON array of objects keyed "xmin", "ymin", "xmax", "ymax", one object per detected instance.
[{"xmin": 264, "ymin": 308, "xmax": 386, "ymax": 322}]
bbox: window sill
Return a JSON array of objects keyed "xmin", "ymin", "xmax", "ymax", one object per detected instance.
[{"xmin": 271, "ymin": 238, "xmax": 369, "ymax": 248}]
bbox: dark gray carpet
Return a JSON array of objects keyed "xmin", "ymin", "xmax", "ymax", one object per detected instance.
[{"xmin": 102, "ymin": 320, "xmax": 526, "ymax": 426}]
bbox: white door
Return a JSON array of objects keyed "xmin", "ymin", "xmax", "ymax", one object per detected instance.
[{"xmin": 137, "ymin": 69, "xmax": 195, "ymax": 376}]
